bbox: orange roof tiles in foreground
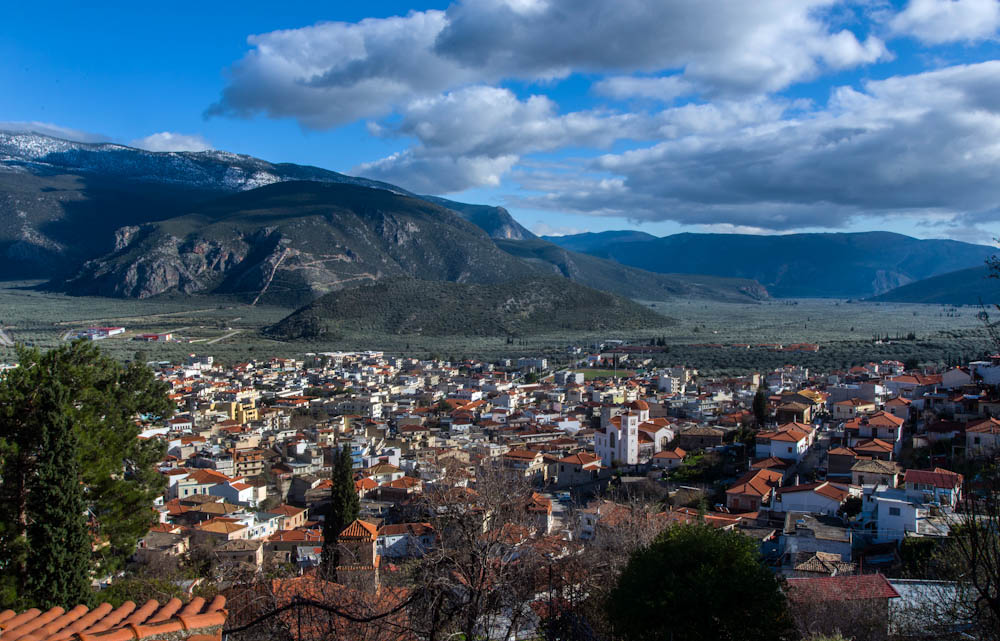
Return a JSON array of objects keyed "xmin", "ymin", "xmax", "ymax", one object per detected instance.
[{"xmin": 0, "ymin": 596, "xmax": 227, "ymax": 641}]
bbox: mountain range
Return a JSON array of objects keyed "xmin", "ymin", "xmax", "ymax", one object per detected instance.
[
  {"xmin": 868, "ymin": 265, "xmax": 1000, "ymax": 305},
  {"xmin": 2, "ymin": 129, "xmax": 995, "ymax": 315},
  {"xmin": 545, "ymin": 230, "xmax": 997, "ymax": 299},
  {"xmin": 0, "ymin": 130, "xmax": 764, "ymax": 310}
]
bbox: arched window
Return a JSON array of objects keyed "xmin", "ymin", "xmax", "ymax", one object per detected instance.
[{"xmin": 610, "ymin": 431, "xmax": 617, "ymax": 449}]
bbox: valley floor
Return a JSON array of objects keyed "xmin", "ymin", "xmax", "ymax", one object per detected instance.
[{"xmin": 0, "ymin": 280, "xmax": 992, "ymax": 373}]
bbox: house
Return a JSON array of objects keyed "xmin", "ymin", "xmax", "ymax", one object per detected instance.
[
  {"xmin": 966, "ymin": 417, "xmax": 1000, "ymax": 457},
  {"xmin": 755, "ymin": 422, "xmax": 814, "ymax": 463},
  {"xmin": 884, "ymin": 396, "xmax": 912, "ymax": 422},
  {"xmin": 852, "ymin": 438, "xmax": 895, "ymax": 461},
  {"xmin": 501, "ymin": 449, "xmax": 545, "ymax": 482},
  {"xmin": 781, "ymin": 512, "xmax": 853, "ymax": 573},
  {"xmin": 270, "ymin": 504, "xmax": 308, "ymax": 530},
  {"xmin": 676, "ymin": 426, "xmax": 725, "ymax": 451},
  {"xmin": 376, "ymin": 522, "xmax": 436, "ymax": 559},
  {"xmin": 650, "ymin": 447, "xmax": 686, "ymax": 470},
  {"xmin": 554, "ymin": 452, "xmax": 606, "ymax": 488},
  {"xmin": 775, "ymin": 401, "xmax": 811, "ymax": 424},
  {"xmin": 786, "ymin": 574, "xmax": 900, "ymax": 641},
  {"xmin": 903, "ymin": 468, "xmax": 963, "ymax": 508},
  {"xmin": 772, "ymin": 482, "xmax": 849, "ymax": 515},
  {"xmin": 826, "ymin": 446, "xmax": 858, "ymax": 480},
  {"xmin": 726, "ymin": 468, "xmax": 783, "ymax": 512},
  {"xmin": 845, "ymin": 412, "xmax": 904, "ymax": 454},
  {"xmin": 266, "ymin": 528, "xmax": 324, "ymax": 563},
  {"xmin": 941, "ymin": 366, "xmax": 972, "ymax": 389},
  {"xmin": 851, "ymin": 459, "xmax": 901, "ymax": 488},
  {"xmin": 832, "ymin": 398, "xmax": 876, "ymax": 420},
  {"xmin": 215, "ymin": 538, "xmax": 264, "ymax": 569}
]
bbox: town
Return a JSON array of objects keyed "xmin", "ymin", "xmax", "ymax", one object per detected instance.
[{"xmin": 2, "ymin": 342, "xmax": 986, "ymax": 639}]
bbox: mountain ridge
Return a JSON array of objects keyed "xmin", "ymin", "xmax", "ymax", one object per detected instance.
[{"xmin": 546, "ymin": 230, "xmax": 996, "ymax": 298}]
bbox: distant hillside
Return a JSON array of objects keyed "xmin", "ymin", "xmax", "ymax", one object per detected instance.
[
  {"xmin": 547, "ymin": 230, "xmax": 995, "ymax": 298},
  {"xmin": 421, "ymin": 196, "xmax": 535, "ymax": 240},
  {"xmin": 63, "ymin": 182, "xmax": 536, "ymax": 306},
  {"xmin": 266, "ymin": 277, "xmax": 673, "ymax": 339},
  {"xmin": 496, "ymin": 238, "xmax": 768, "ymax": 302},
  {"xmin": 869, "ymin": 265, "xmax": 1000, "ymax": 305},
  {"xmin": 0, "ymin": 130, "xmax": 527, "ymax": 277},
  {"xmin": 541, "ymin": 230, "xmax": 657, "ymax": 253}
]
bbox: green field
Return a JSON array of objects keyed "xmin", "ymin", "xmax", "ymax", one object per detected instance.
[
  {"xmin": 0, "ymin": 280, "xmax": 994, "ymax": 374},
  {"xmin": 574, "ymin": 368, "xmax": 638, "ymax": 380}
]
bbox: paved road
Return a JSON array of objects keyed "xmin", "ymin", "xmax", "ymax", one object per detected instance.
[
  {"xmin": 0, "ymin": 327, "xmax": 13, "ymax": 347},
  {"xmin": 206, "ymin": 329, "xmax": 241, "ymax": 345}
]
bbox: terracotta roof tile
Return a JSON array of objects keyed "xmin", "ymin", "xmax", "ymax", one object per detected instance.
[
  {"xmin": 786, "ymin": 574, "xmax": 900, "ymax": 602},
  {"xmin": 0, "ymin": 597, "xmax": 226, "ymax": 641}
]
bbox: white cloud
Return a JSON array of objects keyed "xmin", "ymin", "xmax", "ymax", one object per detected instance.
[
  {"xmin": 210, "ymin": 0, "xmax": 889, "ymax": 128},
  {"xmin": 514, "ymin": 61, "xmax": 1000, "ymax": 230},
  {"xmin": 593, "ymin": 76, "xmax": 693, "ymax": 102},
  {"xmin": 891, "ymin": 0, "xmax": 1000, "ymax": 44},
  {"xmin": 354, "ymin": 86, "xmax": 649, "ymax": 192},
  {"xmin": 130, "ymin": 132, "xmax": 212, "ymax": 152},
  {"xmin": 530, "ymin": 222, "xmax": 585, "ymax": 237},
  {"xmin": 0, "ymin": 121, "xmax": 108, "ymax": 143}
]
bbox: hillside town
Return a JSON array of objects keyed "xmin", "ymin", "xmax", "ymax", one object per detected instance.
[{"xmin": 16, "ymin": 344, "xmax": 976, "ymax": 639}]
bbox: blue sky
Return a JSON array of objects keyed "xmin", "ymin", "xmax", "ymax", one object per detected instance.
[{"xmin": 3, "ymin": 0, "xmax": 1000, "ymax": 241}]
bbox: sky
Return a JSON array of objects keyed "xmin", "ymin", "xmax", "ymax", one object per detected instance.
[{"xmin": 3, "ymin": 0, "xmax": 1000, "ymax": 241}]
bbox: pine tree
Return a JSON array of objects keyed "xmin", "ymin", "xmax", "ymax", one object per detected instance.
[
  {"xmin": 24, "ymin": 383, "xmax": 92, "ymax": 609},
  {"xmin": 321, "ymin": 444, "xmax": 361, "ymax": 579}
]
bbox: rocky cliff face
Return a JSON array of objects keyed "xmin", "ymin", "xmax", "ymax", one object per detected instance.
[
  {"xmin": 61, "ymin": 181, "xmax": 538, "ymax": 306},
  {"xmin": 65, "ymin": 226, "xmax": 254, "ymax": 298}
]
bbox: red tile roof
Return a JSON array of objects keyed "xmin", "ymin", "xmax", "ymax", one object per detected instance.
[
  {"xmin": 0, "ymin": 596, "xmax": 227, "ymax": 641},
  {"xmin": 904, "ymin": 468, "xmax": 963, "ymax": 489},
  {"xmin": 340, "ymin": 519, "xmax": 378, "ymax": 539},
  {"xmin": 786, "ymin": 574, "xmax": 900, "ymax": 602}
]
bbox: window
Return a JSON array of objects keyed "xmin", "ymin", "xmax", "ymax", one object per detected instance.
[
  {"xmin": 787, "ymin": 446, "xmax": 793, "ymax": 453},
  {"xmin": 889, "ymin": 507, "xmax": 901, "ymax": 516}
]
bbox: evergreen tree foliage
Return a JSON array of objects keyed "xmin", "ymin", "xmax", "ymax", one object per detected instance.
[
  {"xmin": 24, "ymin": 383, "xmax": 92, "ymax": 609},
  {"xmin": 753, "ymin": 385, "xmax": 769, "ymax": 427},
  {"xmin": 320, "ymin": 444, "xmax": 360, "ymax": 579},
  {"xmin": 0, "ymin": 341, "xmax": 172, "ymax": 608},
  {"xmin": 607, "ymin": 523, "xmax": 794, "ymax": 641}
]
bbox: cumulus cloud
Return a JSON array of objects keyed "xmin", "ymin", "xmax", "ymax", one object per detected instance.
[
  {"xmin": 130, "ymin": 132, "xmax": 212, "ymax": 152},
  {"xmin": 593, "ymin": 75, "xmax": 693, "ymax": 102},
  {"xmin": 514, "ymin": 61, "xmax": 1000, "ymax": 230},
  {"xmin": 356, "ymin": 149, "xmax": 518, "ymax": 193},
  {"xmin": 0, "ymin": 121, "xmax": 108, "ymax": 143},
  {"xmin": 891, "ymin": 0, "xmax": 1000, "ymax": 44},
  {"xmin": 354, "ymin": 86, "xmax": 649, "ymax": 192},
  {"xmin": 210, "ymin": 0, "xmax": 888, "ymax": 128},
  {"xmin": 530, "ymin": 222, "xmax": 585, "ymax": 237}
]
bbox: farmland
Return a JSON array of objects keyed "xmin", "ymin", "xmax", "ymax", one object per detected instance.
[{"xmin": 0, "ymin": 280, "xmax": 994, "ymax": 374}]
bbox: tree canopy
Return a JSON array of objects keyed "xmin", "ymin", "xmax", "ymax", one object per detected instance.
[
  {"xmin": 0, "ymin": 341, "xmax": 172, "ymax": 608},
  {"xmin": 321, "ymin": 444, "xmax": 360, "ymax": 579},
  {"xmin": 607, "ymin": 522, "xmax": 794, "ymax": 641}
]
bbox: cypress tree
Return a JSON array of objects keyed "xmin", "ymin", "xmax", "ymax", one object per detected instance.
[
  {"xmin": 321, "ymin": 444, "xmax": 361, "ymax": 579},
  {"xmin": 24, "ymin": 383, "xmax": 92, "ymax": 609},
  {"xmin": 753, "ymin": 385, "xmax": 768, "ymax": 428}
]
